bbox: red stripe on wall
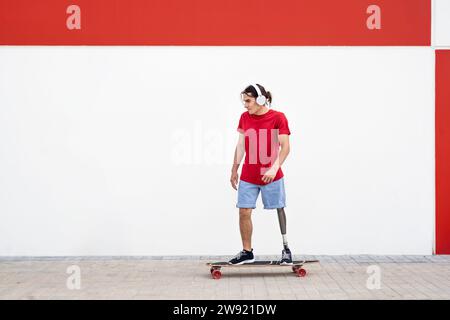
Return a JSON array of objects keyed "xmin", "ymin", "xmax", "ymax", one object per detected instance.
[
  {"xmin": 0, "ymin": 0, "xmax": 430, "ymax": 45},
  {"xmin": 436, "ymin": 50, "xmax": 450, "ymax": 254}
]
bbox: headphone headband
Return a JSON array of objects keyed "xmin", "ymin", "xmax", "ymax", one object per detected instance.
[{"xmin": 252, "ymin": 83, "xmax": 262, "ymax": 98}]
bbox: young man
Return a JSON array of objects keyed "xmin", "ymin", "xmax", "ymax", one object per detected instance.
[{"xmin": 229, "ymin": 83, "xmax": 292, "ymax": 265}]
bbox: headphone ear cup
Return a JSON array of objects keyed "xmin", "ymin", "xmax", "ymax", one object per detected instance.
[{"xmin": 256, "ymin": 95, "xmax": 266, "ymax": 105}]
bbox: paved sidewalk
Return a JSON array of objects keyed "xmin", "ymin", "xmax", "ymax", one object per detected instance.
[{"xmin": 0, "ymin": 255, "xmax": 449, "ymax": 300}]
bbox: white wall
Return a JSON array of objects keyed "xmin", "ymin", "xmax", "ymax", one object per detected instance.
[
  {"xmin": 433, "ymin": 0, "xmax": 450, "ymax": 47},
  {"xmin": 0, "ymin": 46, "xmax": 434, "ymax": 256}
]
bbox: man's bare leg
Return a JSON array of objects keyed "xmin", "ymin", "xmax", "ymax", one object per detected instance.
[
  {"xmin": 239, "ymin": 208, "xmax": 253, "ymax": 251},
  {"xmin": 228, "ymin": 208, "xmax": 255, "ymax": 264}
]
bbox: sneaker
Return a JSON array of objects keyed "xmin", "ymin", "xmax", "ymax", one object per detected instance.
[
  {"xmin": 228, "ymin": 249, "xmax": 255, "ymax": 265},
  {"xmin": 280, "ymin": 248, "xmax": 293, "ymax": 265}
]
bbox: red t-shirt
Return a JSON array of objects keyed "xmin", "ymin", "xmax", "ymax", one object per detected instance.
[{"xmin": 237, "ymin": 109, "xmax": 291, "ymax": 185}]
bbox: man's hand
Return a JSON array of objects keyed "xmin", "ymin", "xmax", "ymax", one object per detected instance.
[
  {"xmin": 261, "ymin": 165, "xmax": 279, "ymax": 184},
  {"xmin": 230, "ymin": 171, "xmax": 239, "ymax": 190}
]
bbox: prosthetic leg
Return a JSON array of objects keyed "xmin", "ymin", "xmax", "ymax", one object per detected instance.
[
  {"xmin": 277, "ymin": 208, "xmax": 289, "ymax": 250},
  {"xmin": 277, "ymin": 208, "xmax": 292, "ymax": 264}
]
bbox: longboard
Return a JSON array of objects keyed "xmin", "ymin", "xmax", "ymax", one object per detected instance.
[{"xmin": 206, "ymin": 260, "xmax": 319, "ymax": 279}]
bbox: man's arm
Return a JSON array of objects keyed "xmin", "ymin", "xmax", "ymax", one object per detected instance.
[
  {"xmin": 261, "ymin": 134, "xmax": 290, "ymax": 183},
  {"xmin": 232, "ymin": 133, "xmax": 245, "ymax": 171},
  {"xmin": 230, "ymin": 133, "xmax": 245, "ymax": 189},
  {"xmin": 275, "ymin": 134, "xmax": 290, "ymax": 169}
]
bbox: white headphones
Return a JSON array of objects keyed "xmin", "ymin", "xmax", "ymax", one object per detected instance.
[{"xmin": 251, "ymin": 83, "xmax": 267, "ymax": 106}]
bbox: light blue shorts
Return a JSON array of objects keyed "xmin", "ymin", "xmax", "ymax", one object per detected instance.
[{"xmin": 236, "ymin": 178, "xmax": 286, "ymax": 210}]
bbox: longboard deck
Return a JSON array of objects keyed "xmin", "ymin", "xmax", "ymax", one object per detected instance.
[
  {"xmin": 207, "ymin": 260, "xmax": 319, "ymax": 267},
  {"xmin": 207, "ymin": 260, "xmax": 319, "ymax": 279}
]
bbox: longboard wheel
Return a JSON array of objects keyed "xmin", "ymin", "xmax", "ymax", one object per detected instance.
[
  {"xmin": 292, "ymin": 266, "xmax": 298, "ymax": 273},
  {"xmin": 296, "ymin": 268, "xmax": 306, "ymax": 277},
  {"xmin": 212, "ymin": 269, "xmax": 222, "ymax": 280}
]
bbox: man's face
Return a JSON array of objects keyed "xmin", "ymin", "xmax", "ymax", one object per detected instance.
[{"xmin": 241, "ymin": 93, "xmax": 262, "ymax": 115}]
